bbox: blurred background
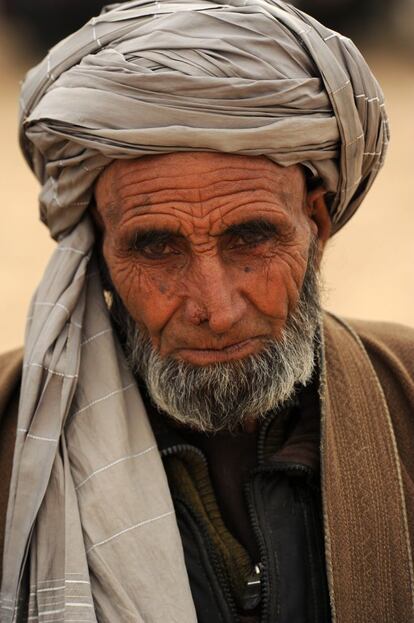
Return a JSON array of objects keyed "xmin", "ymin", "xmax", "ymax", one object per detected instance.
[{"xmin": 0, "ymin": 0, "xmax": 413, "ymax": 352}]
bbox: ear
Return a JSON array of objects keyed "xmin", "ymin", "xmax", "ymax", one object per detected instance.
[{"xmin": 305, "ymin": 187, "xmax": 331, "ymax": 252}]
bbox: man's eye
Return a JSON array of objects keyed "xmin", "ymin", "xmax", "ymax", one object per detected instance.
[
  {"xmin": 139, "ymin": 242, "xmax": 178, "ymax": 259},
  {"xmin": 127, "ymin": 231, "xmax": 183, "ymax": 259},
  {"xmin": 231, "ymin": 232, "xmax": 269, "ymax": 248}
]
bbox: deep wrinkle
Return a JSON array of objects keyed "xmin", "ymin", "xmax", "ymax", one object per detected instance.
[{"xmin": 113, "ymin": 167, "xmax": 303, "ymax": 218}]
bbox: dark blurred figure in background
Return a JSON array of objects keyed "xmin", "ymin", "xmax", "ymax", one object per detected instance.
[
  {"xmin": 1, "ymin": 0, "xmax": 413, "ymax": 53},
  {"xmin": 296, "ymin": 0, "xmax": 389, "ymax": 37},
  {"xmin": 1, "ymin": 0, "xmax": 107, "ymax": 51}
]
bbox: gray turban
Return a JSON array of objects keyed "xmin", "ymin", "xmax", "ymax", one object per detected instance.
[
  {"xmin": 20, "ymin": 0, "xmax": 388, "ymax": 239},
  {"xmin": 2, "ymin": 2, "xmax": 389, "ymax": 622}
]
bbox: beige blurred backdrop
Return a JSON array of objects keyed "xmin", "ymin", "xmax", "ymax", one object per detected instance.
[{"xmin": 0, "ymin": 20, "xmax": 413, "ymax": 354}]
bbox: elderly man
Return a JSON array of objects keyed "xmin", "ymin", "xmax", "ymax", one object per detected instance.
[{"xmin": 0, "ymin": 1, "xmax": 413, "ymax": 622}]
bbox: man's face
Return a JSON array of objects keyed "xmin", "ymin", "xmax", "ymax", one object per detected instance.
[
  {"xmin": 96, "ymin": 153, "xmax": 322, "ymax": 357},
  {"xmin": 94, "ymin": 152, "xmax": 330, "ymax": 431}
]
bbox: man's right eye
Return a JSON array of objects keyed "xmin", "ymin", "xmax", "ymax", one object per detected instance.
[
  {"xmin": 139, "ymin": 241, "xmax": 179, "ymax": 259},
  {"xmin": 127, "ymin": 229, "xmax": 183, "ymax": 260},
  {"xmin": 229, "ymin": 231, "xmax": 270, "ymax": 249}
]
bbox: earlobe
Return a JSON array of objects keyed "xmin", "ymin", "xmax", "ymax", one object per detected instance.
[{"xmin": 306, "ymin": 188, "xmax": 331, "ymax": 250}]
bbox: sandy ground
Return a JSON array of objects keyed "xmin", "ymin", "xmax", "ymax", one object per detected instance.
[{"xmin": 0, "ymin": 23, "xmax": 413, "ymax": 354}]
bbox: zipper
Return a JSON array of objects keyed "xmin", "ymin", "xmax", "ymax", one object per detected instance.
[
  {"xmin": 160, "ymin": 443, "xmax": 240, "ymax": 622},
  {"xmin": 244, "ymin": 409, "xmax": 286, "ymax": 623},
  {"xmin": 241, "ymin": 562, "xmax": 264, "ymax": 611},
  {"xmin": 244, "ymin": 478, "xmax": 271, "ymax": 623},
  {"xmin": 245, "ymin": 457, "xmax": 316, "ymax": 623},
  {"xmin": 241, "ymin": 412, "xmax": 278, "ymax": 623}
]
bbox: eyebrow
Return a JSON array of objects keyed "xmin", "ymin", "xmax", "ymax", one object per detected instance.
[
  {"xmin": 221, "ymin": 218, "xmax": 279, "ymax": 238},
  {"xmin": 126, "ymin": 218, "xmax": 282, "ymax": 247},
  {"xmin": 127, "ymin": 228, "xmax": 184, "ymax": 248}
]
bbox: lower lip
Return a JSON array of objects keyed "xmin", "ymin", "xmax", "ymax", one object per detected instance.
[{"xmin": 176, "ymin": 337, "xmax": 264, "ymax": 365}]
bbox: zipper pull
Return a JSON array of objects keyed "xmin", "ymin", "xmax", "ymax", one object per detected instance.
[{"xmin": 241, "ymin": 563, "xmax": 263, "ymax": 611}]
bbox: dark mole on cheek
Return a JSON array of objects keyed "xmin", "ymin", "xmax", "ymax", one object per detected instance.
[
  {"xmin": 159, "ymin": 284, "xmax": 167, "ymax": 294},
  {"xmin": 244, "ymin": 266, "xmax": 252, "ymax": 273}
]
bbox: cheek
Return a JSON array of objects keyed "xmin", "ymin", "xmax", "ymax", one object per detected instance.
[
  {"xmin": 242, "ymin": 248, "xmax": 307, "ymax": 318},
  {"xmin": 104, "ymin": 251, "xmax": 182, "ymax": 343}
]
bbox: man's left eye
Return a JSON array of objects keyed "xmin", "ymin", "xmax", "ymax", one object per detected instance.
[{"xmin": 230, "ymin": 233, "xmax": 268, "ymax": 248}]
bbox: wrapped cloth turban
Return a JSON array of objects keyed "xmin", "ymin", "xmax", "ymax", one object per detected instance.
[
  {"xmin": 20, "ymin": 0, "xmax": 388, "ymax": 238},
  {"xmin": 1, "ymin": 2, "xmax": 389, "ymax": 622}
]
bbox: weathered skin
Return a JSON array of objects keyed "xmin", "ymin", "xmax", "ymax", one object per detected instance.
[{"xmin": 94, "ymin": 152, "xmax": 331, "ymax": 366}]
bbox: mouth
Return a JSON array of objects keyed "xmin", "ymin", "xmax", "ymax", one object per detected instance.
[{"xmin": 174, "ymin": 336, "xmax": 267, "ymax": 365}]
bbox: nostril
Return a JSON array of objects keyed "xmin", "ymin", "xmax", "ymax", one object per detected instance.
[
  {"xmin": 185, "ymin": 301, "xmax": 209, "ymax": 326},
  {"xmin": 193, "ymin": 309, "xmax": 209, "ymax": 325}
]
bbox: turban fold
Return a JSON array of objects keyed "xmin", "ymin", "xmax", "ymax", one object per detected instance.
[{"xmin": 2, "ymin": 2, "xmax": 389, "ymax": 622}]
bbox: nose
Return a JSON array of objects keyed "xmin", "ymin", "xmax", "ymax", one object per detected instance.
[{"xmin": 183, "ymin": 255, "xmax": 247, "ymax": 335}]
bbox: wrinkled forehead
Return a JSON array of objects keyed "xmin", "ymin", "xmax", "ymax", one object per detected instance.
[{"xmin": 94, "ymin": 152, "xmax": 307, "ymax": 223}]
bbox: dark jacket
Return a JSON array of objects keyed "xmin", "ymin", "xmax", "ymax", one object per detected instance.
[{"xmin": 154, "ymin": 400, "xmax": 331, "ymax": 623}]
